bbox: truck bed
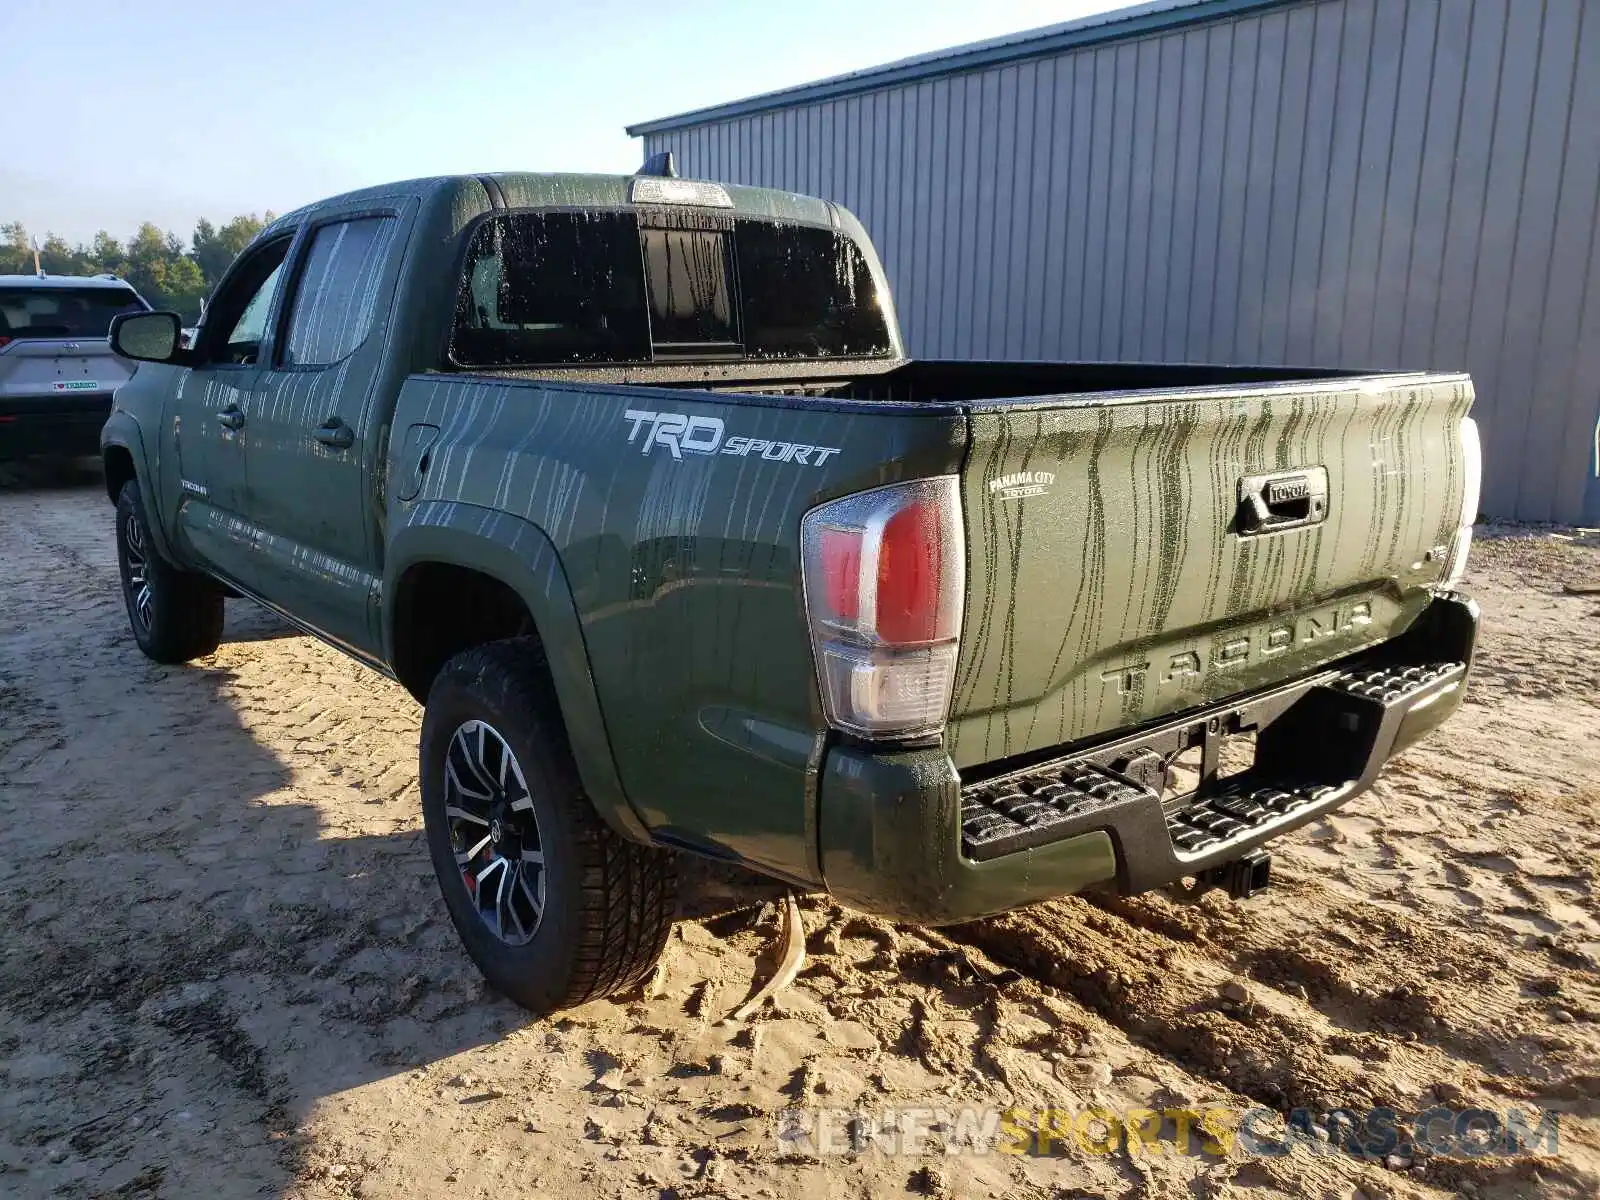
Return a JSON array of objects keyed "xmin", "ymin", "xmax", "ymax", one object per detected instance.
[
  {"xmin": 727, "ymin": 358, "xmax": 1363, "ymax": 404},
  {"xmin": 427, "ymin": 358, "xmax": 1472, "ymax": 777},
  {"xmin": 477, "ymin": 356, "xmax": 1359, "ymax": 403},
  {"xmin": 568, "ymin": 356, "xmax": 1472, "ymax": 773}
]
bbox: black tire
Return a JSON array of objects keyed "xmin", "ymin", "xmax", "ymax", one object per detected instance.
[
  {"xmin": 115, "ymin": 479, "xmax": 225, "ymax": 664},
  {"xmin": 420, "ymin": 638, "xmax": 678, "ymax": 1014}
]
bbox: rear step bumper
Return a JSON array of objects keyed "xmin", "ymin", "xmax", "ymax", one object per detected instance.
[
  {"xmin": 959, "ymin": 657, "xmax": 1464, "ymax": 893},
  {"xmin": 817, "ymin": 592, "xmax": 1477, "ymax": 925}
]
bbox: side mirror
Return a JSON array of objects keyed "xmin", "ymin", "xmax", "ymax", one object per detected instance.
[{"xmin": 110, "ymin": 311, "xmax": 183, "ymax": 362}]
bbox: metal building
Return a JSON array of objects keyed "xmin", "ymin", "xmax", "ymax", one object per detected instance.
[{"xmin": 628, "ymin": 0, "xmax": 1600, "ymax": 523}]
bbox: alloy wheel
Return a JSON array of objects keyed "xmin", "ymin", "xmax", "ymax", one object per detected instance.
[
  {"xmin": 444, "ymin": 719, "xmax": 547, "ymax": 945},
  {"xmin": 123, "ymin": 511, "xmax": 153, "ymax": 632}
]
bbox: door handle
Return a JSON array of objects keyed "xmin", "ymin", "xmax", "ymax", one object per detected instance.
[
  {"xmin": 314, "ymin": 418, "xmax": 355, "ymax": 450},
  {"xmin": 216, "ymin": 405, "xmax": 245, "ymax": 430}
]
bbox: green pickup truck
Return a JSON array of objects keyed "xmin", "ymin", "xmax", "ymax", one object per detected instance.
[{"xmin": 102, "ymin": 169, "xmax": 1481, "ymax": 1015}]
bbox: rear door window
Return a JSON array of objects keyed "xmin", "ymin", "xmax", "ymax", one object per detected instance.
[
  {"xmin": 448, "ymin": 211, "xmax": 893, "ymax": 368},
  {"xmin": 282, "ymin": 217, "xmax": 399, "ymax": 366},
  {"xmin": 0, "ymin": 286, "xmax": 146, "ymax": 341}
]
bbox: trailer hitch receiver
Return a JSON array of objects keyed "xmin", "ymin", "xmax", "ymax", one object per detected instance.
[{"xmin": 1207, "ymin": 849, "xmax": 1272, "ymax": 900}]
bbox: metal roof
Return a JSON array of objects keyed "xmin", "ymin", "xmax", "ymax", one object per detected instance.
[
  {"xmin": 626, "ymin": 0, "xmax": 1297, "ymax": 137},
  {"xmin": 0, "ymin": 274, "xmax": 139, "ymax": 289}
]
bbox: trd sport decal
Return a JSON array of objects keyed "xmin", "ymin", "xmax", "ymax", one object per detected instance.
[{"xmin": 624, "ymin": 409, "xmax": 841, "ymax": 466}]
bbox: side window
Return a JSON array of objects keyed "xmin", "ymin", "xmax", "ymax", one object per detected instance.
[
  {"xmin": 282, "ymin": 217, "xmax": 397, "ymax": 367},
  {"xmin": 226, "ymin": 263, "xmax": 284, "ymax": 356},
  {"xmin": 202, "ymin": 236, "xmax": 291, "ymax": 365}
]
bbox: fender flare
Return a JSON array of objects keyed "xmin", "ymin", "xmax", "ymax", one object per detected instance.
[
  {"xmin": 100, "ymin": 410, "xmax": 181, "ymax": 565},
  {"xmin": 385, "ymin": 502, "xmax": 651, "ymax": 844}
]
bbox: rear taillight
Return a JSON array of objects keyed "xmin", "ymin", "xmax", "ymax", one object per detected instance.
[
  {"xmin": 800, "ymin": 477, "xmax": 964, "ymax": 738},
  {"xmin": 0, "ymin": 336, "xmax": 10, "ymax": 350},
  {"xmin": 1442, "ymin": 417, "xmax": 1481, "ymax": 588}
]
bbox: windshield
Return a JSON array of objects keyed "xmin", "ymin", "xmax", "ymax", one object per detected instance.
[
  {"xmin": 450, "ymin": 210, "xmax": 893, "ymax": 368},
  {"xmin": 0, "ymin": 286, "xmax": 147, "ymax": 341}
]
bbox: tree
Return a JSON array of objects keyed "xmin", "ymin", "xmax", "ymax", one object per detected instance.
[
  {"xmin": 112, "ymin": 222, "xmax": 209, "ymax": 316},
  {"xmin": 40, "ymin": 234, "xmax": 92, "ymax": 276},
  {"xmin": 158, "ymin": 255, "xmax": 208, "ymax": 320},
  {"xmin": 192, "ymin": 213, "xmax": 266, "ymax": 286},
  {"xmin": 91, "ymin": 231, "xmax": 125, "ymax": 276},
  {"xmin": 122, "ymin": 222, "xmax": 171, "ymax": 300},
  {"xmin": 191, "ymin": 217, "xmax": 216, "ymax": 273},
  {"xmin": 0, "ymin": 222, "xmax": 31, "ymax": 275},
  {"xmin": 1, "ymin": 209, "xmax": 272, "ymax": 320}
]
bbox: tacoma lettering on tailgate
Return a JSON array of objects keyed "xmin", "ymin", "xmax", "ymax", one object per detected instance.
[{"xmin": 1099, "ymin": 602, "xmax": 1374, "ymax": 697}]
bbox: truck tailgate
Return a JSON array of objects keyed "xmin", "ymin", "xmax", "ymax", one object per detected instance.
[{"xmin": 948, "ymin": 374, "xmax": 1474, "ymax": 768}]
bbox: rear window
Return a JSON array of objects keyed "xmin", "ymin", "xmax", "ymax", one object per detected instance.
[
  {"xmin": 450, "ymin": 210, "xmax": 892, "ymax": 368},
  {"xmin": 735, "ymin": 222, "xmax": 890, "ymax": 360},
  {"xmin": 641, "ymin": 227, "xmax": 738, "ymax": 351},
  {"xmin": 452, "ymin": 212, "xmax": 651, "ymax": 367},
  {"xmin": 0, "ymin": 286, "xmax": 146, "ymax": 341}
]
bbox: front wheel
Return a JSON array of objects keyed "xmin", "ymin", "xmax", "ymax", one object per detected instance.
[
  {"xmin": 115, "ymin": 479, "xmax": 225, "ymax": 663},
  {"xmin": 420, "ymin": 639, "xmax": 678, "ymax": 1014}
]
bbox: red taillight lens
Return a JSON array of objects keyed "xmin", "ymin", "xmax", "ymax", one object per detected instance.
[
  {"xmin": 801, "ymin": 477, "xmax": 965, "ymax": 738},
  {"xmin": 819, "ymin": 527, "xmax": 862, "ymax": 624},
  {"xmin": 0, "ymin": 336, "xmax": 11, "ymax": 350},
  {"xmin": 876, "ymin": 499, "xmax": 941, "ymax": 644}
]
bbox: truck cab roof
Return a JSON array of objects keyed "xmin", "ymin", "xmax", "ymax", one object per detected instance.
[
  {"xmin": 248, "ymin": 171, "xmax": 898, "ymax": 382},
  {"xmin": 261, "ymin": 172, "xmax": 843, "ymax": 239}
]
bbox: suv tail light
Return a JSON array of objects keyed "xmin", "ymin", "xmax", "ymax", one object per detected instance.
[
  {"xmin": 800, "ymin": 477, "xmax": 965, "ymax": 738},
  {"xmin": 1442, "ymin": 417, "xmax": 1481, "ymax": 588}
]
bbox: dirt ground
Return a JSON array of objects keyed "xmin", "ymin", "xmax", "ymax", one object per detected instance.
[{"xmin": 1, "ymin": 462, "xmax": 1598, "ymax": 1200}]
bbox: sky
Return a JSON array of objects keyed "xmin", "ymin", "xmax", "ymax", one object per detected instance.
[{"xmin": 4, "ymin": 0, "xmax": 1126, "ymax": 247}]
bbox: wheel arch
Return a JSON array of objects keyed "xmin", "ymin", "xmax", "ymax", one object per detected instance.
[
  {"xmin": 385, "ymin": 504, "xmax": 649, "ymax": 844},
  {"xmin": 100, "ymin": 412, "xmax": 179, "ymax": 565}
]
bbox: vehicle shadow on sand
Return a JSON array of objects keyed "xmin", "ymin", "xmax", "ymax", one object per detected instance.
[
  {"xmin": 0, "ymin": 455, "xmax": 107, "ymax": 492},
  {"xmin": 0, "ymin": 470, "xmax": 784, "ymax": 1198}
]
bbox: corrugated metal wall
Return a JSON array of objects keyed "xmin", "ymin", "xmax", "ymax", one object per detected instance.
[{"xmin": 643, "ymin": 0, "xmax": 1600, "ymax": 523}]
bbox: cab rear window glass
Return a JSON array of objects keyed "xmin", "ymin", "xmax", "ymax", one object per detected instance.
[
  {"xmin": 736, "ymin": 223, "xmax": 891, "ymax": 359},
  {"xmin": 641, "ymin": 227, "xmax": 737, "ymax": 350},
  {"xmin": 0, "ymin": 287, "xmax": 146, "ymax": 341},
  {"xmin": 452, "ymin": 212, "xmax": 652, "ymax": 367},
  {"xmin": 449, "ymin": 210, "xmax": 893, "ymax": 368}
]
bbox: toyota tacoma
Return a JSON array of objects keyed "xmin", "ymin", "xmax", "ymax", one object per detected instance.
[{"xmin": 100, "ymin": 168, "xmax": 1481, "ymax": 1015}]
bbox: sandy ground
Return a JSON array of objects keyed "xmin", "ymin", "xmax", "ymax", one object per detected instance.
[{"xmin": 1, "ymin": 462, "xmax": 1598, "ymax": 1200}]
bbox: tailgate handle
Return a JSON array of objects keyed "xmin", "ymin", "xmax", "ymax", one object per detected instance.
[
  {"xmin": 216, "ymin": 405, "xmax": 245, "ymax": 430},
  {"xmin": 1237, "ymin": 467, "xmax": 1328, "ymax": 535}
]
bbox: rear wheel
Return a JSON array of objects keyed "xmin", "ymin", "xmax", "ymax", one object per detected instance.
[
  {"xmin": 115, "ymin": 479, "xmax": 225, "ymax": 663},
  {"xmin": 420, "ymin": 639, "xmax": 677, "ymax": 1014}
]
